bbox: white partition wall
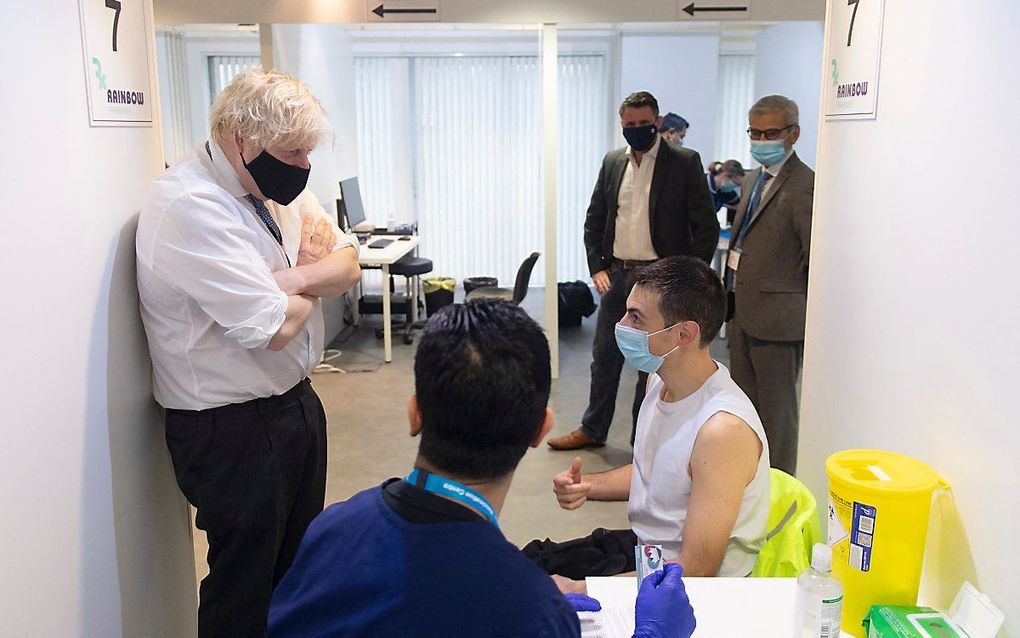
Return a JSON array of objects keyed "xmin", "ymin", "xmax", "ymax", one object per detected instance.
[
  {"xmin": 0, "ymin": 0, "xmax": 197, "ymax": 635},
  {"xmin": 619, "ymin": 33, "xmax": 721, "ymax": 158},
  {"xmin": 754, "ymin": 22, "xmax": 823, "ymax": 168},
  {"xmin": 800, "ymin": 1, "xmax": 1020, "ymax": 633}
]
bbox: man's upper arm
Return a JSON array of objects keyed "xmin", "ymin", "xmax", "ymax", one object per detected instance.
[
  {"xmin": 684, "ymin": 151, "xmax": 721, "ymax": 263},
  {"xmin": 676, "ymin": 412, "xmax": 762, "ymax": 576},
  {"xmin": 793, "ymin": 169, "xmax": 815, "ymax": 268},
  {"xmin": 152, "ymin": 192, "xmax": 288, "ymax": 349},
  {"xmin": 584, "ymin": 157, "xmax": 611, "ymax": 274}
]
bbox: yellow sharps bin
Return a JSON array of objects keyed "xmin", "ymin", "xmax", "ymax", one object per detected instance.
[{"xmin": 826, "ymin": 450, "xmax": 950, "ymax": 637}]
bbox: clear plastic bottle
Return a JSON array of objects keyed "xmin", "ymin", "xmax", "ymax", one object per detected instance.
[{"xmin": 794, "ymin": 543, "xmax": 844, "ymax": 638}]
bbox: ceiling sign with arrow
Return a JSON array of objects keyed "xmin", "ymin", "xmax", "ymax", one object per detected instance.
[
  {"xmin": 367, "ymin": 0, "xmax": 441, "ymax": 22},
  {"xmin": 678, "ymin": 1, "xmax": 751, "ymax": 20}
]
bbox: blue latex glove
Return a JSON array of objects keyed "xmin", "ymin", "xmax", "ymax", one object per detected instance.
[
  {"xmin": 564, "ymin": 592, "xmax": 602, "ymax": 612},
  {"xmin": 633, "ymin": 563, "xmax": 696, "ymax": 638}
]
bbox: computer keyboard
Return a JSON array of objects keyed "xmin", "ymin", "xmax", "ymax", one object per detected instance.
[{"xmin": 368, "ymin": 238, "xmax": 394, "ymax": 249}]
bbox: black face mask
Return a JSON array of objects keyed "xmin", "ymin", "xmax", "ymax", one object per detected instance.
[
  {"xmin": 622, "ymin": 124, "xmax": 658, "ymax": 152},
  {"xmin": 242, "ymin": 149, "xmax": 310, "ymax": 206}
]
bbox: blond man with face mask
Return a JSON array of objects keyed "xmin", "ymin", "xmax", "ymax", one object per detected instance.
[{"xmin": 136, "ymin": 68, "xmax": 360, "ymax": 635}]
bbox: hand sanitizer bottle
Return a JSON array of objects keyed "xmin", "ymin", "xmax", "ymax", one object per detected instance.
[{"xmin": 795, "ymin": 543, "xmax": 843, "ymax": 638}]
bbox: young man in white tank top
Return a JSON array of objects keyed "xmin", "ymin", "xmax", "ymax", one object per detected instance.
[{"xmin": 550, "ymin": 256, "xmax": 770, "ymax": 580}]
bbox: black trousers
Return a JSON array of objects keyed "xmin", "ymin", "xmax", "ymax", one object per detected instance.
[
  {"xmin": 580, "ymin": 263, "xmax": 648, "ymax": 445},
  {"xmin": 165, "ymin": 378, "xmax": 327, "ymax": 637}
]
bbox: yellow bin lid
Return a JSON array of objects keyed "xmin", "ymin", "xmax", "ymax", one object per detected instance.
[{"xmin": 826, "ymin": 449, "xmax": 945, "ymax": 499}]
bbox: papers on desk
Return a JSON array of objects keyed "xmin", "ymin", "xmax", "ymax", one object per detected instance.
[
  {"xmin": 581, "ymin": 578, "xmax": 637, "ymax": 638},
  {"xmin": 587, "ymin": 576, "xmax": 857, "ymax": 638},
  {"xmin": 578, "ymin": 607, "xmax": 633, "ymax": 638}
]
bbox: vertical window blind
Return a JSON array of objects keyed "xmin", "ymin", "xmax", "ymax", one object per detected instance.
[
  {"xmin": 207, "ymin": 55, "xmax": 261, "ymax": 105},
  {"xmin": 713, "ymin": 54, "xmax": 756, "ymax": 170},
  {"xmin": 353, "ymin": 53, "xmax": 607, "ymax": 287}
]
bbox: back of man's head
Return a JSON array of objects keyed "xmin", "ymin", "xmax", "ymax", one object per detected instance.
[
  {"xmin": 632, "ymin": 256, "xmax": 726, "ymax": 348},
  {"xmin": 414, "ymin": 300, "xmax": 551, "ymax": 481}
]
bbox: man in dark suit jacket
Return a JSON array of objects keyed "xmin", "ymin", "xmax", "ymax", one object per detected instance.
[
  {"xmin": 725, "ymin": 95, "xmax": 814, "ymax": 475},
  {"xmin": 548, "ymin": 91, "xmax": 719, "ymax": 450}
]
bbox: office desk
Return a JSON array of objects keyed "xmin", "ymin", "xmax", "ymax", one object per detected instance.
[
  {"xmin": 357, "ymin": 235, "xmax": 420, "ymax": 363},
  {"xmin": 585, "ymin": 576, "xmax": 854, "ymax": 637}
]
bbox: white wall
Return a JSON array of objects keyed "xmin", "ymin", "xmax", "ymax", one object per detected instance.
[
  {"xmin": 619, "ymin": 33, "xmax": 721, "ymax": 162},
  {"xmin": 754, "ymin": 21, "xmax": 824, "ymax": 168},
  {"xmin": 0, "ymin": 0, "xmax": 196, "ymax": 635},
  {"xmin": 272, "ymin": 24, "xmax": 362, "ymax": 341},
  {"xmin": 800, "ymin": 1, "xmax": 1020, "ymax": 634}
]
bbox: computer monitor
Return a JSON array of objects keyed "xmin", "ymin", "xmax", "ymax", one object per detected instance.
[{"xmin": 338, "ymin": 177, "xmax": 367, "ymax": 231}]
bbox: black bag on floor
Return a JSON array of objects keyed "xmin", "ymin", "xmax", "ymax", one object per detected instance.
[
  {"xmin": 557, "ymin": 281, "xmax": 597, "ymax": 327},
  {"xmin": 521, "ymin": 528, "xmax": 638, "ymax": 580}
]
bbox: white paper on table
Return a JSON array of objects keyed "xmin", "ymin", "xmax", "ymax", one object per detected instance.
[{"xmin": 577, "ymin": 607, "xmax": 633, "ymax": 638}]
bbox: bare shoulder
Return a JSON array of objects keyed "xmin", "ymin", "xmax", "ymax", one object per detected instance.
[{"xmin": 691, "ymin": 412, "xmax": 763, "ymax": 481}]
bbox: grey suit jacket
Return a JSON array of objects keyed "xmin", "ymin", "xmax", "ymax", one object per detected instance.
[
  {"xmin": 728, "ymin": 151, "xmax": 814, "ymax": 342},
  {"xmin": 583, "ymin": 142, "xmax": 720, "ymax": 274}
]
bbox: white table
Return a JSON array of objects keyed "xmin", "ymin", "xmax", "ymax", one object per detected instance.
[
  {"xmin": 357, "ymin": 235, "xmax": 420, "ymax": 363},
  {"xmin": 586, "ymin": 576, "xmax": 855, "ymax": 637}
]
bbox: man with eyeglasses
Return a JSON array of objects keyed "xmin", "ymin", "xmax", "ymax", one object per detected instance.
[{"xmin": 724, "ymin": 94, "xmax": 815, "ymax": 476}]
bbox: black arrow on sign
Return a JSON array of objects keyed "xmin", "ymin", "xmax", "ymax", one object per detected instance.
[
  {"xmin": 682, "ymin": 3, "xmax": 749, "ymax": 16},
  {"xmin": 372, "ymin": 4, "xmax": 438, "ymax": 18}
]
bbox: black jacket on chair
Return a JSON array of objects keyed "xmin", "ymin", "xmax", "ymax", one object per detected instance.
[{"xmin": 583, "ymin": 141, "xmax": 720, "ymax": 274}]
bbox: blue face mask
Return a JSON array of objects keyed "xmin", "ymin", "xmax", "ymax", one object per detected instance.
[
  {"xmin": 719, "ymin": 180, "xmax": 738, "ymax": 193},
  {"xmin": 749, "ymin": 140, "xmax": 788, "ymax": 167},
  {"xmin": 615, "ymin": 322, "xmax": 680, "ymax": 374}
]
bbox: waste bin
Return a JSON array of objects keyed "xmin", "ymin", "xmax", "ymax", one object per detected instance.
[
  {"xmin": 826, "ymin": 449, "xmax": 951, "ymax": 637},
  {"xmin": 424, "ymin": 277, "xmax": 456, "ymax": 317},
  {"xmin": 463, "ymin": 276, "xmax": 498, "ymax": 295}
]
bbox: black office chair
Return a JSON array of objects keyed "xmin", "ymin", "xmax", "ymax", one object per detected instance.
[{"xmin": 466, "ymin": 252, "xmax": 540, "ymax": 305}]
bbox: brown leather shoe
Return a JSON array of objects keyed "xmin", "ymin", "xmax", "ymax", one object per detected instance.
[{"xmin": 546, "ymin": 428, "xmax": 604, "ymax": 450}]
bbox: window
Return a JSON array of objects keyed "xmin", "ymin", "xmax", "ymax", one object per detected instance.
[
  {"xmin": 207, "ymin": 55, "xmax": 260, "ymax": 105},
  {"xmin": 714, "ymin": 54, "xmax": 756, "ymax": 169},
  {"xmin": 353, "ymin": 53, "xmax": 607, "ymax": 286}
]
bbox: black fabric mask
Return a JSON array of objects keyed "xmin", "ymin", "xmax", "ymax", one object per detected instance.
[
  {"xmin": 242, "ymin": 149, "xmax": 310, "ymax": 206},
  {"xmin": 622, "ymin": 124, "xmax": 658, "ymax": 152}
]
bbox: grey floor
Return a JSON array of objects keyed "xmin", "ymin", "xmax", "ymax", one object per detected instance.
[{"xmin": 191, "ymin": 287, "xmax": 730, "ymax": 580}]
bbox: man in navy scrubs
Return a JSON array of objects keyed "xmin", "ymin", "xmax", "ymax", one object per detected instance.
[{"xmin": 268, "ymin": 300, "xmax": 696, "ymax": 638}]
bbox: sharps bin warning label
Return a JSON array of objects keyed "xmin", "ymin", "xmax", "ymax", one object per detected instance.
[{"xmin": 849, "ymin": 502, "xmax": 876, "ymax": 572}]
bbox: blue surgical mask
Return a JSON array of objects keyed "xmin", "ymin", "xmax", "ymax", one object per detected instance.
[
  {"xmin": 615, "ymin": 322, "xmax": 680, "ymax": 374},
  {"xmin": 749, "ymin": 140, "xmax": 788, "ymax": 167},
  {"xmin": 719, "ymin": 181, "xmax": 738, "ymax": 193}
]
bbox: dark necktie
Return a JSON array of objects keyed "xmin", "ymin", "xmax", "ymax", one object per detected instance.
[
  {"xmin": 244, "ymin": 193, "xmax": 284, "ymax": 246},
  {"xmin": 205, "ymin": 140, "xmax": 285, "ymax": 246},
  {"xmin": 735, "ymin": 170, "xmax": 773, "ymax": 248}
]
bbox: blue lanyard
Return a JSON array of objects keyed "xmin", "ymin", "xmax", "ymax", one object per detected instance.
[{"xmin": 404, "ymin": 468, "xmax": 500, "ymax": 528}]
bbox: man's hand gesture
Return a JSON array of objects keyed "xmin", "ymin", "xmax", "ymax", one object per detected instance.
[{"xmin": 552, "ymin": 457, "xmax": 591, "ymax": 510}]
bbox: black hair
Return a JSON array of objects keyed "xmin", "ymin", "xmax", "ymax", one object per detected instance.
[
  {"xmin": 632, "ymin": 256, "xmax": 727, "ymax": 347},
  {"xmin": 619, "ymin": 91, "xmax": 660, "ymax": 117},
  {"xmin": 414, "ymin": 300, "xmax": 551, "ymax": 481}
]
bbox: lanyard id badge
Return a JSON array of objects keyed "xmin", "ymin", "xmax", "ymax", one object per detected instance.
[
  {"xmin": 727, "ymin": 248, "xmax": 742, "ymax": 272},
  {"xmin": 404, "ymin": 468, "xmax": 500, "ymax": 528}
]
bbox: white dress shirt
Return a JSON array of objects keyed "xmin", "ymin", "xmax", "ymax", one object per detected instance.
[
  {"xmin": 613, "ymin": 136, "xmax": 661, "ymax": 261},
  {"xmin": 136, "ymin": 141, "xmax": 357, "ymax": 410}
]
